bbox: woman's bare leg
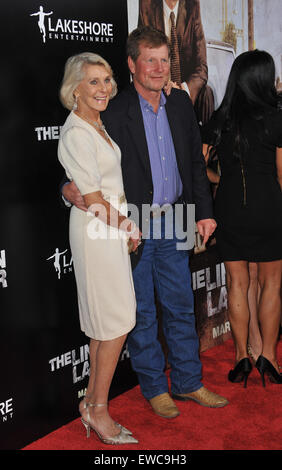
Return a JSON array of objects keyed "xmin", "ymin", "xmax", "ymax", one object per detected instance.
[
  {"xmin": 257, "ymin": 260, "xmax": 282, "ymax": 372},
  {"xmin": 225, "ymin": 260, "xmax": 250, "ymax": 363},
  {"xmin": 79, "ymin": 339, "xmax": 99, "ymax": 414},
  {"xmin": 81, "ymin": 334, "xmax": 127, "ymax": 437},
  {"xmin": 247, "ymin": 262, "xmax": 262, "ymax": 361}
]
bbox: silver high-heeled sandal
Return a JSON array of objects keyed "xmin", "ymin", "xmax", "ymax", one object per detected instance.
[
  {"xmin": 80, "ymin": 397, "xmax": 133, "ymax": 435},
  {"xmin": 81, "ymin": 403, "xmax": 138, "ymax": 445}
]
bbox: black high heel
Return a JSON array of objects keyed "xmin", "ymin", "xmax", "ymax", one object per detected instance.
[
  {"xmin": 228, "ymin": 358, "xmax": 252, "ymax": 388},
  {"xmin": 256, "ymin": 355, "xmax": 282, "ymax": 387}
]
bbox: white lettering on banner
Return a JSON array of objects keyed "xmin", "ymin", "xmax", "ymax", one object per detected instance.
[
  {"xmin": 49, "ymin": 345, "xmax": 90, "ymax": 384},
  {"xmin": 192, "ymin": 263, "xmax": 227, "ymax": 317},
  {"xmin": 0, "ymin": 398, "xmax": 14, "ymax": 423},
  {"xmin": 120, "ymin": 343, "xmax": 130, "ymax": 361},
  {"xmin": 49, "ymin": 343, "xmax": 130, "ymax": 385},
  {"xmin": 35, "ymin": 126, "xmax": 62, "ymax": 141},
  {"xmin": 73, "ymin": 361, "xmax": 90, "ymax": 384},
  {"xmin": 213, "ymin": 321, "xmax": 231, "ymax": 338},
  {"xmin": 48, "ymin": 19, "xmax": 113, "ymax": 36},
  {"xmin": 30, "ymin": 7, "xmax": 114, "ymax": 44},
  {"xmin": 0, "ymin": 250, "xmax": 8, "ymax": 288},
  {"xmin": 78, "ymin": 388, "xmax": 87, "ymax": 399},
  {"xmin": 192, "ymin": 263, "xmax": 226, "ymax": 291},
  {"xmin": 207, "ymin": 286, "xmax": 228, "ymax": 317},
  {"xmin": 47, "ymin": 33, "xmax": 113, "ymax": 43}
]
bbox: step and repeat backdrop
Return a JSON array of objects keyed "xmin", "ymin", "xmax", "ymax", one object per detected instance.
[{"xmin": 1, "ymin": 0, "xmax": 281, "ymax": 450}]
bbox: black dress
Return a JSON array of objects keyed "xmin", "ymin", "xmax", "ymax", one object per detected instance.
[{"xmin": 201, "ymin": 109, "xmax": 282, "ymax": 262}]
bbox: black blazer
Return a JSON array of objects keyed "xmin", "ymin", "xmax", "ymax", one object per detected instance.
[{"xmin": 102, "ymin": 83, "xmax": 212, "ymax": 219}]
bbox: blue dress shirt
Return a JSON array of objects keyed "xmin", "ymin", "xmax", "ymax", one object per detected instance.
[{"xmin": 138, "ymin": 92, "xmax": 183, "ymax": 206}]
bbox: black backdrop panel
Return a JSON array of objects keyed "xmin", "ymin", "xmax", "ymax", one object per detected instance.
[{"xmin": 0, "ymin": 0, "xmax": 134, "ymax": 450}]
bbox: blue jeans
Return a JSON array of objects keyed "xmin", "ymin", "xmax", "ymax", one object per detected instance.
[{"xmin": 127, "ymin": 213, "xmax": 202, "ymax": 399}]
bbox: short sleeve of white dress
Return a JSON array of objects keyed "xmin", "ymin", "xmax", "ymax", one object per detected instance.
[{"xmin": 58, "ymin": 125, "xmax": 101, "ymax": 196}]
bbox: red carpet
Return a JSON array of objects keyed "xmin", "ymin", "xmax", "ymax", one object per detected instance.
[{"xmin": 23, "ymin": 339, "xmax": 282, "ymax": 451}]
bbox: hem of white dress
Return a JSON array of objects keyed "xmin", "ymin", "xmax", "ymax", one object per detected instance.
[{"xmin": 81, "ymin": 321, "xmax": 136, "ymax": 341}]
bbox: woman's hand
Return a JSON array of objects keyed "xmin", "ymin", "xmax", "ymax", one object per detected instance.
[{"xmin": 164, "ymin": 80, "xmax": 181, "ymax": 96}]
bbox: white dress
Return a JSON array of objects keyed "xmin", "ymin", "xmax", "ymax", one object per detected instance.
[{"xmin": 58, "ymin": 112, "xmax": 136, "ymax": 340}]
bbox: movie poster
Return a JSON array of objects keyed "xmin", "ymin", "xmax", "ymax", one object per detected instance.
[{"xmin": 127, "ymin": 0, "xmax": 282, "ymax": 351}]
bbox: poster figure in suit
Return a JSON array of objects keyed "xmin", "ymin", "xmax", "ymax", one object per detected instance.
[{"xmin": 138, "ymin": 0, "xmax": 214, "ymax": 124}]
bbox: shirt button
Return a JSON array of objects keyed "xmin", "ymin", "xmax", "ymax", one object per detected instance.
[
  {"xmin": 165, "ymin": 177, "xmax": 168, "ymax": 181},
  {"xmin": 162, "ymin": 156, "xmax": 165, "ymax": 160},
  {"xmin": 164, "ymin": 197, "xmax": 167, "ymax": 201}
]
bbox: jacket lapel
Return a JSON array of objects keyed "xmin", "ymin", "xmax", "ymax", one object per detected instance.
[
  {"xmin": 176, "ymin": 0, "xmax": 188, "ymax": 50},
  {"xmin": 125, "ymin": 85, "xmax": 152, "ymax": 179},
  {"xmin": 153, "ymin": 0, "xmax": 165, "ymax": 31},
  {"xmin": 124, "ymin": 86, "xmax": 188, "ymax": 183},
  {"xmin": 164, "ymin": 94, "xmax": 186, "ymax": 176}
]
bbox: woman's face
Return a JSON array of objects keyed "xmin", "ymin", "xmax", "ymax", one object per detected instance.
[{"xmin": 75, "ymin": 63, "xmax": 113, "ymax": 117}]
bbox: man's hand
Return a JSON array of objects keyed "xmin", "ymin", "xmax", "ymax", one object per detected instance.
[
  {"xmin": 128, "ymin": 224, "xmax": 142, "ymax": 254},
  {"xmin": 62, "ymin": 181, "xmax": 87, "ymax": 212},
  {"xmin": 196, "ymin": 218, "xmax": 217, "ymax": 245}
]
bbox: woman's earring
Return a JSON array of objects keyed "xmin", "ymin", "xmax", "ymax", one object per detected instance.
[{"xmin": 73, "ymin": 94, "xmax": 78, "ymax": 110}]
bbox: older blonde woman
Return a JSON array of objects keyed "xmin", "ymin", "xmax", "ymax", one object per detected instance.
[{"xmin": 58, "ymin": 52, "xmax": 140, "ymax": 445}]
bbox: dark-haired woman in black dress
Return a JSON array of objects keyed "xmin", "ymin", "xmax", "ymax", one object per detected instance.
[{"xmin": 201, "ymin": 50, "xmax": 282, "ymax": 387}]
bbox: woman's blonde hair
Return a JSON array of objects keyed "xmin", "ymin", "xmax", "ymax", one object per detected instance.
[{"xmin": 59, "ymin": 52, "xmax": 117, "ymax": 110}]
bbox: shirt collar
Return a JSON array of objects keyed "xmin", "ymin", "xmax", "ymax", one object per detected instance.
[
  {"xmin": 163, "ymin": 0, "xmax": 179, "ymax": 20},
  {"xmin": 138, "ymin": 91, "xmax": 167, "ymax": 112}
]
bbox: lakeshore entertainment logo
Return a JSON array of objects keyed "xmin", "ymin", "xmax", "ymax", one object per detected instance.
[
  {"xmin": 0, "ymin": 398, "xmax": 14, "ymax": 423},
  {"xmin": 30, "ymin": 6, "xmax": 114, "ymax": 44},
  {"xmin": 46, "ymin": 247, "xmax": 73, "ymax": 279},
  {"xmin": 0, "ymin": 249, "xmax": 8, "ymax": 288}
]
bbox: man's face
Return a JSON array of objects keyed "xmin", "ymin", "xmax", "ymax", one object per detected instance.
[
  {"xmin": 128, "ymin": 43, "xmax": 170, "ymax": 94},
  {"xmin": 165, "ymin": 0, "xmax": 179, "ymax": 8}
]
